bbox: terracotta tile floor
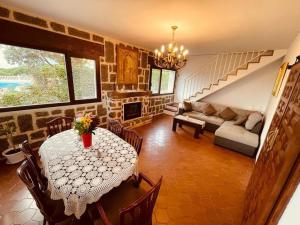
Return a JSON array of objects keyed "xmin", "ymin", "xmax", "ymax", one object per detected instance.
[{"xmin": 0, "ymin": 114, "xmax": 254, "ymax": 225}]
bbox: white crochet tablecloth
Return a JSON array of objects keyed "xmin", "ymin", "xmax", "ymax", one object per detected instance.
[{"xmin": 39, "ymin": 128, "xmax": 138, "ymax": 219}]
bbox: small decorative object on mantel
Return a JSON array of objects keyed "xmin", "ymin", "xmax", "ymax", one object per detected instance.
[
  {"xmin": 117, "ymin": 45, "xmax": 139, "ymax": 84},
  {"xmin": 272, "ymin": 62, "xmax": 288, "ymax": 96},
  {"xmin": 154, "ymin": 25, "xmax": 189, "ymax": 70},
  {"xmin": 74, "ymin": 113, "xmax": 99, "ymax": 149},
  {"xmin": 1, "ymin": 122, "xmax": 25, "ymax": 164}
]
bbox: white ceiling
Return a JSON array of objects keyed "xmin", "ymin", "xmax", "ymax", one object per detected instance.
[{"xmin": 2, "ymin": 0, "xmax": 300, "ymax": 54}]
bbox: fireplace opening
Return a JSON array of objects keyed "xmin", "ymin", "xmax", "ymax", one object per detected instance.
[{"xmin": 124, "ymin": 102, "xmax": 142, "ymax": 121}]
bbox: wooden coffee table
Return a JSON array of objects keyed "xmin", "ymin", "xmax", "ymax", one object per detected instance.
[{"xmin": 172, "ymin": 115, "xmax": 206, "ymax": 138}]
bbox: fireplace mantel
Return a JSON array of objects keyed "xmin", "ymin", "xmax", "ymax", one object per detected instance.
[{"xmin": 107, "ymin": 91, "xmax": 152, "ymax": 99}]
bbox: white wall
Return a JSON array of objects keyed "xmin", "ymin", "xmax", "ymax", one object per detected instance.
[
  {"xmin": 278, "ymin": 185, "xmax": 300, "ymax": 225},
  {"xmin": 175, "ymin": 54, "xmax": 217, "ymax": 102},
  {"xmin": 203, "ymin": 59, "xmax": 282, "ymax": 112}
]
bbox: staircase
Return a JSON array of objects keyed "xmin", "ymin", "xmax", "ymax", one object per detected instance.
[
  {"xmin": 181, "ymin": 49, "xmax": 287, "ymax": 101},
  {"xmin": 163, "ymin": 102, "xmax": 179, "ymax": 116}
]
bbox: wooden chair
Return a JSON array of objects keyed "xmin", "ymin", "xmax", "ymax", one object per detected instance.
[
  {"xmin": 46, "ymin": 116, "xmax": 73, "ymax": 137},
  {"xmin": 122, "ymin": 128, "xmax": 143, "ymax": 155},
  {"xmin": 90, "ymin": 173, "xmax": 162, "ymax": 225},
  {"xmin": 21, "ymin": 141, "xmax": 48, "ymax": 191},
  {"xmin": 108, "ymin": 119, "xmax": 123, "ymax": 137},
  {"xmin": 17, "ymin": 159, "xmax": 75, "ymax": 225}
]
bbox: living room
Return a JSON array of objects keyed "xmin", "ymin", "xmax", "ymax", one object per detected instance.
[{"xmin": 0, "ymin": 1, "xmax": 299, "ymax": 225}]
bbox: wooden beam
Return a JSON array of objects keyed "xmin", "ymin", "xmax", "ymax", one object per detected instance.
[{"xmin": 0, "ymin": 19, "xmax": 104, "ymax": 58}]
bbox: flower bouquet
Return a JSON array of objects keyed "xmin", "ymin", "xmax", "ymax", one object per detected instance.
[{"xmin": 74, "ymin": 113, "xmax": 99, "ymax": 148}]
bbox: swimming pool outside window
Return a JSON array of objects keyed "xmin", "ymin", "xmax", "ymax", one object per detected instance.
[{"xmin": 0, "ymin": 43, "xmax": 100, "ymax": 111}]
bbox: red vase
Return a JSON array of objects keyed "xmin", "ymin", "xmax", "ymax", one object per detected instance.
[{"xmin": 82, "ymin": 133, "xmax": 92, "ymax": 148}]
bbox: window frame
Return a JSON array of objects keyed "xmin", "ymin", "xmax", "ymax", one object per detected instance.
[
  {"xmin": 149, "ymin": 66, "xmax": 176, "ymax": 96},
  {"xmin": 0, "ymin": 42, "xmax": 101, "ymax": 112}
]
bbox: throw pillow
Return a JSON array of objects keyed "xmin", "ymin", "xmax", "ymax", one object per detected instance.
[
  {"xmin": 233, "ymin": 115, "xmax": 248, "ymax": 125},
  {"xmin": 245, "ymin": 112, "xmax": 263, "ymax": 130},
  {"xmin": 191, "ymin": 101, "xmax": 207, "ymax": 112},
  {"xmin": 183, "ymin": 101, "xmax": 192, "ymax": 112},
  {"xmin": 202, "ymin": 104, "xmax": 216, "ymax": 116},
  {"xmin": 219, "ymin": 107, "xmax": 237, "ymax": 121},
  {"xmin": 251, "ymin": 120, "xmax": 264, "ymax": 134}
]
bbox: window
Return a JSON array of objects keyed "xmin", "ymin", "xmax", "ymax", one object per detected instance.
[
  {"xmin": 150, "ymin": 68, "xmax": 160, "ymax": 94},
  {"xmin": 0, "ymin": 43, "xmax": 100, "ymax": 111},
  {"xmin": 160, "ymin": 69, "xmax": 176, "ymax": 94},
  {"xmin": 150, "ymin": 68, "xmax": 176, "ymax": 95},
  {"xmin": 71, "ymin": 57, "xmax": 97, "ymax": 100}
]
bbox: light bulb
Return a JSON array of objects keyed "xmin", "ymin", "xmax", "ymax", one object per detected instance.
[
  {"xmin": 178, "ymin": 54, "xmax": 182, "ymax": 59},
  {"xmin": 180, "ymin": 45, "xmax": 184, "ymax": 51},
  {"xmin": 173, "ymin": 47, "xmax": 178, "ymax": 52},
  {"xmin": 168, "ymin": 43, "xmax": 173, "ymax": 49},
  {"xmin": 161, "ymin": 45, "xmax": 165, "ymax": 53},
  {"xmin": 154, "ymin": 49, "xmax": 158, "ymax": 54},
  {"xmin": 158, "ymin": 52, "xmax": 161, "ymax": 57},
  {"xmin": 183, "ymin": 49, "xmax": 189, "ymax": 56}
]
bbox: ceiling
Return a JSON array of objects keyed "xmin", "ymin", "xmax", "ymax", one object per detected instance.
[{"xmin": 2, "ymin": 0, "xmax": 300, "ymax": 54}]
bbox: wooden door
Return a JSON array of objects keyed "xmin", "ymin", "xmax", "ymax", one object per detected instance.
[{"xmin": 241, "ymin": 63, "xmax": 300, "ymax": 225}]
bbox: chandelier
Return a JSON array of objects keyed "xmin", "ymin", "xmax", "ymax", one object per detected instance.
[{"xmin": 154, "ymin": 26, "xmax": 188, "ymax": 70}]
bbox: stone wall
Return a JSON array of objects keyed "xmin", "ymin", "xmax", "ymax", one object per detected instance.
[
  {"xmin": 149, "ymin": 95, "xmax": 175, "ymax": 115},
  {"xmin": 0, "ymin": 103, "xmax": 107, "ymax": 152},
  {"xmin": 0, "ymin": 5, "xmax": 174, "ymax": 153}
]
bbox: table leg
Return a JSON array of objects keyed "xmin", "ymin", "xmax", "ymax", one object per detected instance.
[
  {"xmin": 194, "ymin": 127, "xmax": 201, "ymax": 138},
  {"xmin": 172, "ymin": 119, "xmax": 177, "ymax": 132},
  {"xmin": 179, "ymin": 123, "xmax": 182, "ymax": 128}
]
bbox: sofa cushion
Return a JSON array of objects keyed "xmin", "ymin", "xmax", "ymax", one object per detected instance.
[
  {"xmin": 191, "ymin": 101, "xmax": 207, "ymax": 112},
  {"xmin": 219, "ymin": 107, "xmax": 237, "ymax": 121},
  {"xmin": 183, "ymin": 111, "xmax": 224, "ymax": 126},
  {"xmin": 233, "ymin": 115, "xmax": 248, "ymax": 125},
  {"xmin": 183, "ymin": 101, "xmax": 192, "ymax": 111},
  {"xmin": 215, "ymin": 121, "xmax": 259, "ymax": 148},
  {"xmin": 245, "ymin": 112, "xmax": 264, "ymax": 130},
  {"xmin": 202, "ymin": 104, "xmax": 216, "ymax": 116},
  {"xmin": 251, "ymin": 120, "xmax": 264, "ymax": 134}
]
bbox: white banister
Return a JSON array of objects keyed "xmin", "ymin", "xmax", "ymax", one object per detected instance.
[{"xmin": 181, "ymin": 50, "xmax": 271, "ymax": 101}]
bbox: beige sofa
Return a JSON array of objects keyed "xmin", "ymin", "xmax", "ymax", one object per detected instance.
[{"xmin": 179, "ymin": 101, "xmax": 264, "ymax": 157}]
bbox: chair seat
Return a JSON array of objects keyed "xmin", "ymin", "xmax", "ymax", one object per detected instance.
[{"xmin": 90, "ymin": 180, "xmax": 149, "ymax": 225}]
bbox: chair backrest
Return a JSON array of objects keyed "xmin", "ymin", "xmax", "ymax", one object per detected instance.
[
  {"xmin": 108, "ymin": 119, "xmax": 123, "ymax": 137},
  {"xmin": 119, "ymin": 175, "xmax": 163, "ymax": 225},
  {"xmin": 122, "ymin": 128, "xmax": 143, "ymax": 155},
  {"xmin": 17, "ymin": 158, "xmax": 49, "ymax": 219},
  {"xmin": 21, "ymin": 141, "xmax": 47, "ymax": 191},
  {"xmin": 46, "ymin": 116, "xmax": 73, "ymax": 137}
]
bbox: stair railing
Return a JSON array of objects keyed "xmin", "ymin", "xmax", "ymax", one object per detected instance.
[{"xmin": 182, "ymin": 50, "xmax": 267, "ymax": 100}]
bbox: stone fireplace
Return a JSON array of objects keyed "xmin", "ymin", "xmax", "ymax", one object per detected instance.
[
  {"xmin": 106, "ymin": 91, "xmax": 153, "ymax": 128},
  {"xmin": 123, "ymin": 102, "xmax": 142, "ymax": 121}
]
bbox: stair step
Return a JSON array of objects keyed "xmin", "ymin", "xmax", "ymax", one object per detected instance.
[
  {"xmin": 249, "ymin": 56, "xmax": 261, "ymax": 63},
  {"xmin": 227, "ymin": 70, "xmax": 238, "ymax": 75},
  {"xmin": 165, "ymin": 105, "xmax": 178, "ymax": 111},
  {"xmin": 163, "ymin": 109, "xmax": 177, "ymax": 116},
  {"xmin": 165, "ymin": 102, "xmax": 179, "ymax": 111},
  {"xmin": 164, "ymin": 108, "xmax": 178, "ymax": 112},
  {"xmin": 167, "ymin": 102, "xmax": 179, "ymax": 107},
  {"xmin": 261, "ymin": 50, "xmax": 274, "ymax": 56},
  {"xmin": 238, "ymin": 64, "xmax": 248, "ymax": 70}
]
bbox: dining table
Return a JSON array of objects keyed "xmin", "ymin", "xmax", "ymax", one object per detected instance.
[{"xmin": 39, "ymin": 127, "xmax": 138, "ymax": 219}]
